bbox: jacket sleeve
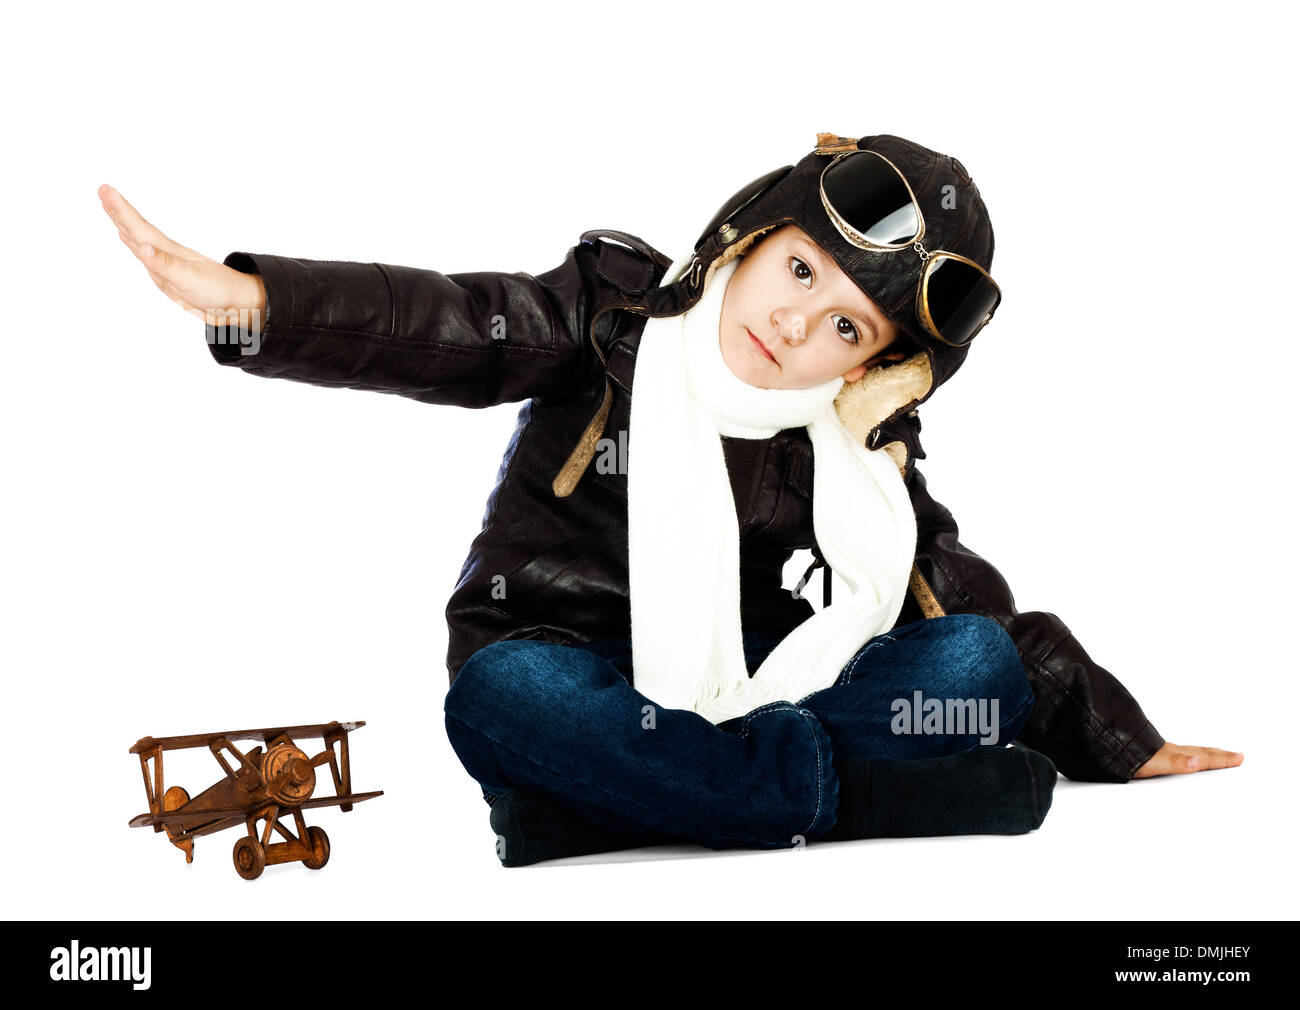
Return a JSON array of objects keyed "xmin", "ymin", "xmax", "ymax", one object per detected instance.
[
  {"xmin": 906, "ymin": 460, "xmax": 1166, "ymax": 782},
  {"xmin": 203, "ymin": 244, "xmax": 599, "ymax": 408}
]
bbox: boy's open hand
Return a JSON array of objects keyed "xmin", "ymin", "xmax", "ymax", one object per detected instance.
[
  {"xmin": 98, "ymin": 184, "xmax": 266, "ymax": 328},
  {"xmin": 1132, "ymin": 742, "xmax": 1243, "ymax": 778}
]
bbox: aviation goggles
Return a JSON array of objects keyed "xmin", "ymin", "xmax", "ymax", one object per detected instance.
[{"xmin": 819, "ymin": 150, "xmax": 1002, "ymax": 348}]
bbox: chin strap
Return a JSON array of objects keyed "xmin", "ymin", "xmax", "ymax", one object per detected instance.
[{"xmin": 795, "ymin": 547, "xmax": 834, "ymax": 608}]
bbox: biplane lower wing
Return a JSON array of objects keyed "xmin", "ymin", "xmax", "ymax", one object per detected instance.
[{"xmin": 129, "ymin": 790, "xmax": 384, "ymax": 829}]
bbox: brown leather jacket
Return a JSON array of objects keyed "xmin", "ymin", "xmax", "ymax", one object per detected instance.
[{"xmin": 207, "ymin": 230, "xmax": 1165, "ymax": 783}]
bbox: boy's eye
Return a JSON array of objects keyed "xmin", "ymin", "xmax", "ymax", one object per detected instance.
[{"xmin": 789, "ymin": 256, "xmax": 861, "ymax": 346}]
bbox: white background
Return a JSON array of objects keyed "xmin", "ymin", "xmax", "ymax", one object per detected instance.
[{"xmin": 3, "ymin": 0, "xmax": 1296, "ymax": 920}]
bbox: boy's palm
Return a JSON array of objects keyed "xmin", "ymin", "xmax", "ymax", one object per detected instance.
[{"xmin": 98, "ymin": 184, "xmax": 265, "ymax": 328}]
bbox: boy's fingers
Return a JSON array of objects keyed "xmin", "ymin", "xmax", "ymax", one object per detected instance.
[
  {"xmin": 119, "ymin": 231, "xmax": 170, "ymax": 292},
  {"xmin": 102, "ymin": 185, "xmax": 169, "ymax": 245},
  {"xmin": 101, "ymin": 185, "xmax": 193, "ymax": 259},
  {"xmin": 119, "ymin": 231, "xmax": 175, "ymax": 293},
  {"xmin": 121, "ymin": 235, "xmax": 203, "ymax": 306},
  {"xmin": 135, "ymin": 241, "xmax": 187, "ymax": 284},
  {"xmin": 116, "ymin": 222, "xmax": 171, "ymax": 268},
  {"xmin": 116, "ymin": 225, "xmax": 153, "ymax": 264},
  {"xmin": 1193, "ymin": 746, "xmax": 1244, "ymax": 769},
  {"xmin": 1178, "ymin": 745, "xmax": 1244, "ymax": 773}
]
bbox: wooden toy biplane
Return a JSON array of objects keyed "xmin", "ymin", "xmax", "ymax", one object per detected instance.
[{"xmin": 129, "ymin": 721, "xmax": 382, "ymax": 880}]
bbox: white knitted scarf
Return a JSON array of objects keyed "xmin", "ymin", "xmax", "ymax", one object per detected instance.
[{"xmin": 627, "ymin": 253, "xmax": 918, "ymax": 724}]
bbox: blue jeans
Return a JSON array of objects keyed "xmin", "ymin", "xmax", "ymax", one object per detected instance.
[{"xmin": 443, "ymin": 614, "xmax": 1035, "ymax": 850}]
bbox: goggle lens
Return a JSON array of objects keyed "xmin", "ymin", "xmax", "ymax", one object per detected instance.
[
  {"xmin": 821, "ymin": 151, "xmax": 920, "ymax": 247},
  {"xmin": 923, "ymin": 255, "xmax": 1001, "ymax": 347}
]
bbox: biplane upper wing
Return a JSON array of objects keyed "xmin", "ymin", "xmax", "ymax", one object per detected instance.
[
  {"xmin": 130, "ymin": 721, "xmax": 367, "ymax": 753},
  {"xmin": 129, "ymin": 789, "xmax": 384, "ymax": 828}
]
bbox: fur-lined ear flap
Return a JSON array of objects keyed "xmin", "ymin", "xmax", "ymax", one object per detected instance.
[
  {"xmin": 833, "ymin": 351, "xmax": 933, "ymax": 448},
  {"xmin": 700, "ymin": 225, "xmax": 779, "ymax": 291}
]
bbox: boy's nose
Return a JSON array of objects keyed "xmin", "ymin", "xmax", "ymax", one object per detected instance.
[{"xmin": 773, "ymin": 309, "xmax": 808, "ymax": 344}]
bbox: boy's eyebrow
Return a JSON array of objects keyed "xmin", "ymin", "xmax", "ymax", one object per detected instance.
[{"xmin": 795, "ymin": 237, "xmax": 881, "ymax": 341}]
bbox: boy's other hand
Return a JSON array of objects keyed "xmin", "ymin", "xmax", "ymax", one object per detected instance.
[
  {"xmin": 1132, "ymin": 742, "xmax": 1244, "ymax": 778},
  {"xmin": 98, "ymin": 184, "xmax": 266, "ymax": 329}
]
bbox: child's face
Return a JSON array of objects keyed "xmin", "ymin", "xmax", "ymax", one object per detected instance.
[{"xmin": 718, "ymin": 224, "xmax": 906, "ymax": 389}]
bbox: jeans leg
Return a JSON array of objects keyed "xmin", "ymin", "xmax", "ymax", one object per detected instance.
[
  {"xmin": 796, "ymin": 614, "xmax": 1036, "ymax": 762},
  {"xmin": 443, "ymin": 639, "xmax": 839, "ymax": 850}
]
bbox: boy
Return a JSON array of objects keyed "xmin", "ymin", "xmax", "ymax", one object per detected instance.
[{"xmin": 99, "ymin": 131, "xmax": 1241, "ymax": 865}]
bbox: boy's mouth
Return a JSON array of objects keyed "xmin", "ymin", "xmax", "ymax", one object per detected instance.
[{"xmin": 746, "ymin": 327, "xmax": 779, "ymax": 366}]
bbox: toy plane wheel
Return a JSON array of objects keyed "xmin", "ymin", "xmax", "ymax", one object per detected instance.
[
  {"xmin": 303, "ymin": 826, "xmax": 330, "ymax": 870},
  {"xmin": 232, "ymin": 836, "xmax": 265, "ymax": 880}
]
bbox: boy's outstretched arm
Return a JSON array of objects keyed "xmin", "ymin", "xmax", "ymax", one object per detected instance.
[
  {"xmin": 906, "ymin": 461, "xmax": 1240, "ymax": 782},
  {"xmin": 100, "ymin": 185, "xmax": 600, "ymax": 407},
  {"xmin": 202, "ymin": 247, "xmax": 598, "ymax": 407}
]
